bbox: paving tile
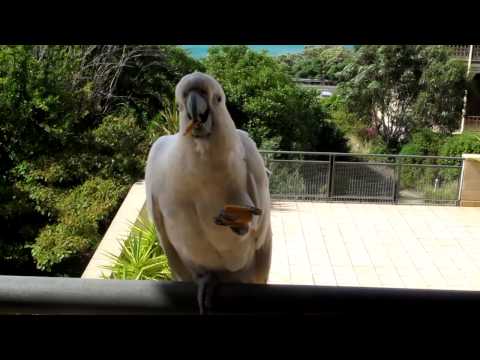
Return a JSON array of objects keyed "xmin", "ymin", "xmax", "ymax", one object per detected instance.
[
  {"xmin": 269, "ymin": 201, "xmax": 480, "ymax": 291},
  {"xmin": 333, "ymin": 266, "xmax": 358, "ymax": 286}
]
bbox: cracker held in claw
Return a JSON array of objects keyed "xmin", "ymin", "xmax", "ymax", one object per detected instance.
[{"xmin": 214, "ymin": 205, "xmax": 263, "ymax": 227}]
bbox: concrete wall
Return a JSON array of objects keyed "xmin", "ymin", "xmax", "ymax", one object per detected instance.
[
  {"xmin": 460, "ymin": 154, "xmax": 480, "ymax": 207},
  {"xmin": 81, "ymin": 181, "xmax": 147, "ymax": 279}
]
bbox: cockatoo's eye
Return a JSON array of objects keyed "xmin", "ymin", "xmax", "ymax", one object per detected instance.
[{"xmin": 216, "ymin": 95, "xmax": 222, "ymax": 103}]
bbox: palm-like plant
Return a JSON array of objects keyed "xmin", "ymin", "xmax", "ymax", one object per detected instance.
[
  {"xmin": 148, "ymin": 98, "xmax": 179, "ymax": 142},
  {"xmin": 101, "ymin": 217, "xmax": 172, "ymax": 280}
]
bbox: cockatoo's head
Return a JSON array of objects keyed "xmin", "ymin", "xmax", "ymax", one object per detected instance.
[{"xmin": 175, "ymin": 72, "xmax": 227, "ymax": 138}]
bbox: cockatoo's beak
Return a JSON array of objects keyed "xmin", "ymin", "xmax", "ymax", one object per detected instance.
[{"xmin": 183, "ymin": 90, "xmax": 210, "ymax": 136}]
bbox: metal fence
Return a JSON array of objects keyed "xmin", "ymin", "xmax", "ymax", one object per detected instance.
[
  {"xmin": 448, "ymin": 45, "xmax": 480, "ymax": 60},
  {"xmin": 260, "ymin": 151, "xmax": 464, "ymax": 206}
]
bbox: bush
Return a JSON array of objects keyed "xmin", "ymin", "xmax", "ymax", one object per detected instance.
[
  {"xmin": 423, "ymin": 180, "xmax": 460, "ymax": 204},
  {"xmin": 438, "ymin": 132, "xmax": 480, "ymax": 183},
  {"xmin": 369, "ymin": 139, "xmax": 391, "ymax": 154},
  {"xmin": 396, "ymin": 130, "xmax": 472, "ymax": 193},
  {"xmin": 439, "ymin": 132, "xmax": 480, "ymax": 157},
  {"xmin": 399, "ymin": 129, "xmax": 448, "ymax": 188},
  {"xmin": 268, "ymin": 163, "xmax": 307, "ymax": 197},
  {"xmin": 92, "ymin": 109, "xmax": 149, "ymax": 182},
  {"xmin": 30, "ymin": 177, "xmax": 129, "ymax": 272},
  {"xmin": 400, "ymin": 129, "xmax": 447, "ymax": 157}
]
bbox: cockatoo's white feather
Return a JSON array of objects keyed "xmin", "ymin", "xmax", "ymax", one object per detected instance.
[{"xmin": 145, "ymin": 72, "xmax": 272, "ymax": 285}]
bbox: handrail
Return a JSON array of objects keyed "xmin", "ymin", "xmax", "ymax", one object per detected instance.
[
  {"xmin": 259, "ymin": 150, "xmax": 463, "ymax": 161},
  {"xmin": 293, "ymin": 78, "xmax": 337, "ymax": 85},
  {"xmin": 1, "ymin": 275, "xmax": 480, "ymax": 316}
]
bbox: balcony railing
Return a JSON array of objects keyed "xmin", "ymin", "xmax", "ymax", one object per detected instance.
[
  {"xmin": 448, "ymin": 45, "xmax": 480, "ymax": 61},
  {"xmin": 293, "ymin": 78, "xmax": 337, "ymax": 86},
  {"xmin": 260, "ymin": 151, "xmax": 464, "ymax": 206},
  {"xmin": 2, "ymin": 275, "xmax": 480, "ymax": 317}
]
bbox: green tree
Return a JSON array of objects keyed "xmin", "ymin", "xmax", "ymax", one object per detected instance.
[
  {"xmin": 338, "ymin": 45, "xmax": 467, "ymax": 151},
  {"xmin": 0, "ymin": 45, "xmax": 201, "ymax": 275},
  {"xmin": 78, "ymin": 45, "xmax": 204, "ymax": 119},
  {"xmin": 278, "ymin": 46, "xmax": 354, "ymax": 81},
  {"xmin": 203, "ymin": 45, "xmax": 348, "ymax": 152},
  {"xmin": 414, "ymin": 46, "xmax": 467, "ymax": 133}
]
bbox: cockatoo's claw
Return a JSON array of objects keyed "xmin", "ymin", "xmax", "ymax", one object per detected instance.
[
  {"xmin": 197, "ymin": 273, "xmax": 217, "ymax": 315},
  {"xmin": 231, "ymin": 226, "xmax": 249, "ymax": 236},
  {"xmin": 248, "ymin": 206, "xmax": 262, "ymax": 216}
]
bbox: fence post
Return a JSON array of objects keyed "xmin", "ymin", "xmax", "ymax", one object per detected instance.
[
  {"xmin": 459, "ymin": 154, "xmax": 480, "ymax": 207},
  {"xmin": 327, "ymin": 154, "xmax": 335, "ymax": 199},
  {"xmin": 394, "ymin": 157, "xmax": 401, "ymax": 203}
]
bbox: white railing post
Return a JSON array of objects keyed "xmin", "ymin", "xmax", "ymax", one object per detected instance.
[{"xmin": 460, "ymin": 45, "xmax": 474, "ymax": 133}]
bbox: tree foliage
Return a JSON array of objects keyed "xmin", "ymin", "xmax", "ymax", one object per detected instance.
[
  {"xmin": 439, "ymin": 132, "xmax": 480, "ymax": 157},
  {"xmin": 338, "ymin": 45, "xmax": 467, "ymax": 151},
  {"xmin": 203, "ymin": 45, "xmax": 349, "ymax": 152},
  {"xmin": 0, "ymin": 45, "xmax": 202, "ymax": 275},
  {"xmin": 278, "ymin": 46, "xmax": 354, "ymax": 81}
]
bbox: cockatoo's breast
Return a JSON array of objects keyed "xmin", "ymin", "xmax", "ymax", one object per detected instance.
[{"xmin": 158, "ymin": 147, "xmax": 256, "ymax": 273}]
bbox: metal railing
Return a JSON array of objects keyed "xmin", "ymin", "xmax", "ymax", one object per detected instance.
[
  {"xmin": 260, "ymin": 151, "xmax": 464, "ymax": 206},
  {"xmin": 448, "ymin": 45, "xmax": 480, "ymax": 60},
  {"xmin": 2, "ymin": 275, "xmax": 480, "ymax": 316},
  {"xmin": 465, "ymin": 116, "xmax": 480, "ymax": 131},
  {"xmin": 449, "ymin": 45, "xmax": 471, "ymax": 58},
  {"xmin": 293, "ymin": 78, "xmax": 338, "ymax": 86}
]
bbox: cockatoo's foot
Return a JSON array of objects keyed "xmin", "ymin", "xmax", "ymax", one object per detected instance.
[
  {"xmin": 213, "ymin": 205, "xmax": 262, "ymax": 236},
  {"xmin": 197, "ymin": 272, "xmax": 218, "ymax": 315}
]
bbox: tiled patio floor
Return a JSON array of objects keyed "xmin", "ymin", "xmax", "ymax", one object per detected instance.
[{"xmin": 268, "ymin": 201, "xmax": 480, "ymax": 290}]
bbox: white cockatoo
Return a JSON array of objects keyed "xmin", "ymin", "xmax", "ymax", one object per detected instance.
[{"xmin": 145, "ymin": 72, "xmax": 272, "ymax": 314}]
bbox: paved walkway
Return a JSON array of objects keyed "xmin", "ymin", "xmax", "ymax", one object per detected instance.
[{"xmin": 268, "ymin": 201, "xmax": 480, "ymax": 290}]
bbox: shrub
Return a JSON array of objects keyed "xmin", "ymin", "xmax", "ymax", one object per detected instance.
[
  {"xmin": 31, "ymin": 177, "xmax": 128, "ymax": 272},
  {"xmin": 399, "ymin": 129, "xmax": 448, "ymax": 189},
  {"xmin": 268, "ymin": 163, "xmax": 307, "ymax": 197},
  {"xmin": 369, "ymin": 139, "xmax": 390, "ymax": 155},
  {"xmin": 92, "ymin": 109, "xmax": 149, "ymax": 182},
  {"xmin": 400, "ymin": 129, "xmax": 447, "ymax": 157},
  {"xmin": 439, "ymin": 132, "xmax": 480, "ymax": 157},
  {"xmin": 423, "ymin": 180, "xmax": 460, "ymax": 204},
  {"xmin": 438, "ymin": 132, "xmax": 480, "ymax": 183}
]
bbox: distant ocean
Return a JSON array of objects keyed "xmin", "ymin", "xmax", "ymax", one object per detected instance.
[{"xmin": 181, "ymin": 45, "xmax": 352, "ymax": 59}]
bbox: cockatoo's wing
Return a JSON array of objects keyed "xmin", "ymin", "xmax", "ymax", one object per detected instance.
[
  {"xmin": 145, "ymin": 135, "xmax": 193, "ymax": 282},
  {"xmin": 237, "ymin": 129, "xmax": 272, "ymax": 283}
]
